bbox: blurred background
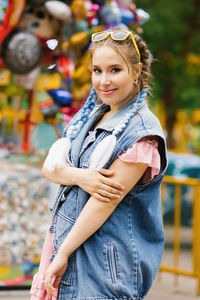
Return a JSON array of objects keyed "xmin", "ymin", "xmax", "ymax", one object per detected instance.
[{"xmin": 0, "ymin": 0, "xmax": 199, "ymax": 297}]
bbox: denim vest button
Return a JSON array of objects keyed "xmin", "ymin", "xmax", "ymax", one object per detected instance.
[
  {"xmin": 61, "ymin": 193, "xmax": 66, "ymax": 201},
  {"xmin": 49, "ymin": 254, "xmax": 55, "ymax": 262},
  {"xmin": 49, "ymin": 225, "xmax": 54, "ymax": 233}
]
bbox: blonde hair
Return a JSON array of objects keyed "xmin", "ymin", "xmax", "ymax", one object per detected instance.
[{"xmin": 90, "ymin": 31, "xmax": 152, "ymax": 92}]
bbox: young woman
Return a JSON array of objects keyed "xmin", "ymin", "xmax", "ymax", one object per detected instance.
[{"xmin": 31, "ymin": 30, "xmax": 167, "ymax": 300}]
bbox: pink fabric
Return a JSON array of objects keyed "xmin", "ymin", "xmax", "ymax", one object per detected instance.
[
  {"xmin": 30, "ymin": 225, "xmax": 58, "ymax": 300},
  {"xmin": 119, "ymin": 139, "xmax": 160, "ymax": 183}
]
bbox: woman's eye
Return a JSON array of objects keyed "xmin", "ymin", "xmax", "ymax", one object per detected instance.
[
  {"xmin": 111, "ymin": 67, "xmax": 121, "ymax": 73},
  {"xmin": 93, "ymin": 68, "xmax": 101, "ymax": 74}
]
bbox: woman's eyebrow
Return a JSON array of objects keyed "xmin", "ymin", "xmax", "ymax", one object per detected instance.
[
  {"xmin": 92, "ymin": 64, "xmax": 121, "ymax": 68},
  {"xmin": 109, "ymin": 64, "xmax": 122, "ymax": 68}
]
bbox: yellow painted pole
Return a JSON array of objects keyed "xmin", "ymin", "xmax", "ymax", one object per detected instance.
[
  {"xmin": 163, "ymin": 176, "xmax": 199, "ymax": 186},
  {"xmin": 173, "ymin": 184, "xmax": 181, "ymax": 284},
  {"xmin": 193, "ymin": 185, "xmax": 200, "ymax": 294},
  {"xmin": 161, "ymin": 182, "xmax": 165, "ymax": 215},
  {"xmin": 161, "ymin": 176, "xmax": 200, "ymax": 294},
  {"xmin": 160, "ymin": 265, "xmax": 194, "ymax": 276}
]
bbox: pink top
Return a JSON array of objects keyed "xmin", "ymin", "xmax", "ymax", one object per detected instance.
[
  {"xmin": 89, "ymin": 130, "xmax": 161, "ymax": 183},
  {"xmin": 30, "ymin": 225, "xmax": 57, "ymax": 300},
  {"xmin": 30, "ymin": 139, "xmax": 160, "ymax": 299},
  {"xmin": 119, "ymin": 139, "xmax": 160, "ymax": 183}
]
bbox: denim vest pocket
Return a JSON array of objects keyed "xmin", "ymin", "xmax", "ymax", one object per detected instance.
[
  {"xmin": 104, "ymin": 243, "xmax": 120, "ymax": 286},
  {"xmin": 53, "ymin": 187, "xmax": 78, "ymax": 285},
  {"xmin": 59, "ymin": 186, "xmax": 78, "ymax": 222},
  {"xmin": 53, "ymin": 187, "xmax": 78, "ymax": 247}
]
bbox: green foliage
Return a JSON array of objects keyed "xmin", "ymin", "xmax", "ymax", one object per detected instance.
[{"xmin": 135, "ymin": 0, "xmax": 200, "ymax": 112}]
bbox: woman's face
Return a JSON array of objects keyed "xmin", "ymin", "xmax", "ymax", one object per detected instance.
[{"xmin": 91, "ymin": 46, "xmax": 137, "ymax": 112}]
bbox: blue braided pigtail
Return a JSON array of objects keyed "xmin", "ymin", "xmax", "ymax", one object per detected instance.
[
  {"xmin": 65, "ymin": 87, "xmax": 96, "ymax": 141},
  {"xmin": 44, "ymin": 87, "xmax": 97, "ymax": 171},
  {"xmin": 89, "ymin": 89, "xmax": 147, "ymax": 169}
]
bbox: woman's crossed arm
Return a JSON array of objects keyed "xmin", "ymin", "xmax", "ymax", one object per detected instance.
[{"xmin": 44, "ymin": 158, "xmax": 147, "ymax": 297}]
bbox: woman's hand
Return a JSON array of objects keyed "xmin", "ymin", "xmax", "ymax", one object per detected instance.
[
  {"xmin": 45, "ymin": 251, "xmax": 68, "ymax": 297},
  {"xmin": 42, "ymin": 164, "xmax": 124, "ymax": 202},
  {"xmin": 78, "ymin": 168, "xmax": 124, "ymax": 202}
]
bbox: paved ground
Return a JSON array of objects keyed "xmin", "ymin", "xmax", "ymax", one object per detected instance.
[{"xmin": 146, "ymin": 272, "xmax": 200, "ymax": 300}]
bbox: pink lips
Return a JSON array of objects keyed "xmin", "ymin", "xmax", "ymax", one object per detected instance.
[{"xmin": 101, "ymin": 89, "xmax": 116, "ymax": 96}]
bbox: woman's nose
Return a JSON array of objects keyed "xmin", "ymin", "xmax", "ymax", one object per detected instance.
[{"xmin": 100, "ymin": 73, "xmax": 111, "ymax": 85}]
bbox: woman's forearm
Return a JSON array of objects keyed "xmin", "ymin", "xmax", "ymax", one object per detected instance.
[
  {"xmin": 43, "ymin": 196, "xmax": 118, "ymax": 297},
  {"xmin": 58, "ymin": 196, "xmax": 119, "ymax": 257},
  {"xmin": 44, "ymin": 160, "xmax": 147, "ymax": 297},
  {"xmin": 42, "ymin": 165, "xmax": 125, "ymax": 201},
  {"xmin": 57, "ymin": 160, "xmax": 147, "ymax": 258},
  {"xmin": 42, "ymin": 166, "xmax": 85, "ymax": 186}
]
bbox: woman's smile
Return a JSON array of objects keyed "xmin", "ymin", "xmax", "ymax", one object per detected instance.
[{"xmin": 100, "ymin": 88, "xmax": 117, "ymax": 96}]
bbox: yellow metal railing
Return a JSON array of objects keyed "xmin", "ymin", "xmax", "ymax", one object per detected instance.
[{"xmin": 160, "ymin": 175, "xmax": 200, "ymax": 293}]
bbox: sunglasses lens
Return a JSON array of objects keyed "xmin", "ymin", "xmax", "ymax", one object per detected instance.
[
  {"xmin": 92, "ymin": 32, "xmax": 108, "ymax": 41},
  {"xmin": 112, "ymin": 31, "xmax": 129, "ymax": 40}
]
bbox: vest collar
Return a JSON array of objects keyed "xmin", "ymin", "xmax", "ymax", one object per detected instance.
[
  {"xmin": 95, "ymin": 94, "xmax": 145, "ymax": 132},
  {"xmin": 70, "ymin": 93, "xmax": 145, "ymax": 167}
]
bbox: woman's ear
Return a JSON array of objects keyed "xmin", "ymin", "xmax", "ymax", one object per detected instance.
[{"xmin": 132, "ymin": 62, "xmax": 142, "ymax": 80}]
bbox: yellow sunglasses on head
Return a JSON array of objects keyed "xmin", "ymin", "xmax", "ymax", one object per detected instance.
[{"xmin": 91, "ymin": 30, "xmax": 141, "ymax": 62}]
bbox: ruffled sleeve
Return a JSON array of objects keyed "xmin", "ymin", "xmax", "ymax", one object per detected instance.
[{"xmin": 119, "ymin": 139, "xmax": 160, "ymax": 183}]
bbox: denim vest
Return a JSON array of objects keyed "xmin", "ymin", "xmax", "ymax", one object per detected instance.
[{"xmin": 50, "ymin": 97, "xmax": 167, "ymax": 300}]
